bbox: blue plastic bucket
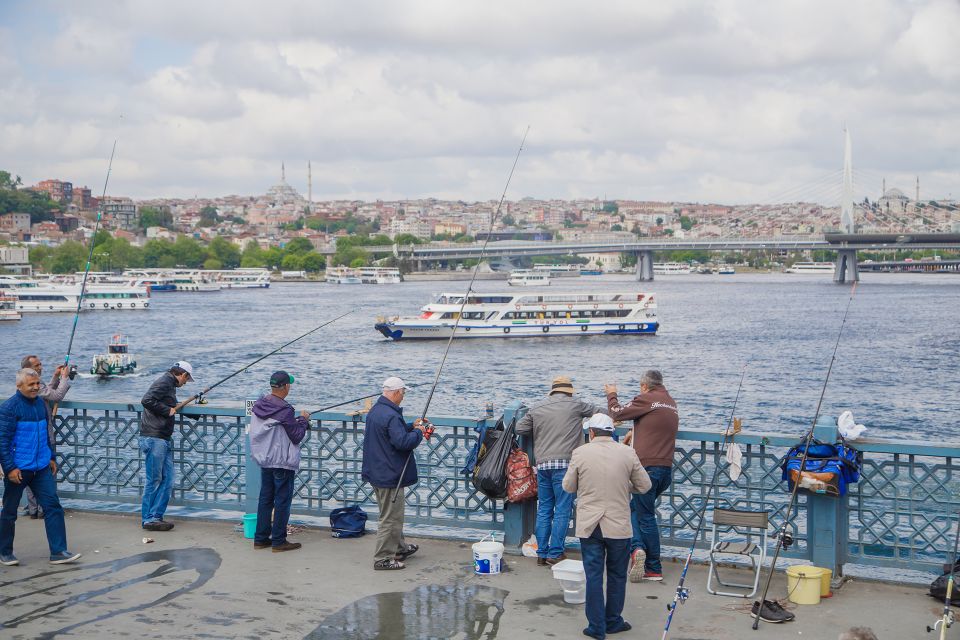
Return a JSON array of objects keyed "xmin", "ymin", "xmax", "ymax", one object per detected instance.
[{"xmin": 242, "ymin": 513, "xmax": 257, "ymax": 539}]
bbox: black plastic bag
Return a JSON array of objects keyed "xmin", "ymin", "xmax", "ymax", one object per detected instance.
[
  {"xmin": 929, "ymin": 563, "xmax": 960, "ymax": 605},
  {"xmin": 472, "ymin": 416, "xmax": 516, "ymax": 500}
]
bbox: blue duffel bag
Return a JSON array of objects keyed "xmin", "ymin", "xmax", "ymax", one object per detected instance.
[{"xmin": 329, "ymin": 505, "xmax": 368, "ymax": 538}]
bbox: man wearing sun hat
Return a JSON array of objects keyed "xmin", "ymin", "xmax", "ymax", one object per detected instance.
[
  {"xmin": 516, "ymin": 375, "xmax": 607, "ymax": 566},
  {"xmin": 361, "ymin": 376, "xmax": 429, "ymax": 570},
  {"xmin": 249, "ymin": 371, "xmax": 310, "ymax": 553},
  {"xmin": 139, "ymin": 361, "xmax": 194, "ymax": 532}
]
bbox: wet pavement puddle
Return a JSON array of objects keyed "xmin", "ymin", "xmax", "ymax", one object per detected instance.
[
  {"xmin": 0, "ymin": 547, "xmax": 221, "ymax": 638},
  {"xmin": 308, "ymin": 583, "xmax": 509, "ymax": 639}
]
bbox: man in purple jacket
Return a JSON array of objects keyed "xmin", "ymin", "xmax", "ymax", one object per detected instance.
[{"xmin": 249, "ymin": 371, "xmax": 310, "ymax": 553}]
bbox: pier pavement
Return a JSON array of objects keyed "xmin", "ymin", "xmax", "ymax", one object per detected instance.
[{"xmin": 0, "ymin": 511, "xmax": 935, "ymax": 639}]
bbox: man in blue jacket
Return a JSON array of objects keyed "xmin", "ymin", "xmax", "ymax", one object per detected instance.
[
  {"xmin": 0, "ymin": 368, "xmax": 81, "ymax": 565},
  {"xmin": 361, "ymin": 376, "xmax": 428, "ymax": 570}
]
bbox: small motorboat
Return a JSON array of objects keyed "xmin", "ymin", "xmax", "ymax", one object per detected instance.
[{"xmin": 91, "ymin": 334, "xmax": 137, "ymax": 377}]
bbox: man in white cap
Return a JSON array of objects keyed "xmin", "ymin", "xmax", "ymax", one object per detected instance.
[
  {"xmin": 563, "ymin": 414, "xmax": 651, "ymax": 640},
  {"xmin": 360, "ymin": 376, "xmax": 429, "ymax": 570},
  {"xmin": 138, "ymin": 361, "xmax": 194, "ymax": 532}
]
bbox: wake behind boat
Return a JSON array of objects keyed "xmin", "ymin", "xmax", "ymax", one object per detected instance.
[{"xmin": 375, "ymin": 291, "xmax": 658, "ymax": 340}]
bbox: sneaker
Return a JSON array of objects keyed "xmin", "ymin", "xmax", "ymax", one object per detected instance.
[
  {"xmin": 395, "ymin": 543, "xmax": 418, "ymax": 561},
  {"xmin": 751, "ymin": 599, "xmax": 795, "ymax": 623},
  {"xmin": 50, "ymin": 551, "xmax": 82, "ymax": 565},
  {"xmin": 642, "ymin": 571, "xmax": 663, "ymax": 581},
  {"xmin": 374, "ymin": 558, "xmax": 405, "ymax": 570},
  {"xmin": 142, "ymin": 521, "xmax": 174, "ymax": 532},
  {"xmin": 628, "ymin": 549, "xmax": 646, "ymax": 583},
  {"xmin": 0, "ymin": 553, "xmax": 19, "ymax": 566},
  {"xmin": 271, "ymin": 542, "xmax": 302, "ymax": 553}
]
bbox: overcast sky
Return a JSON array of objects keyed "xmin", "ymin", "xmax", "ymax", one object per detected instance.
[{"xmin": 1, "ymin": 0, "xmax": 958, "ymax": 204}]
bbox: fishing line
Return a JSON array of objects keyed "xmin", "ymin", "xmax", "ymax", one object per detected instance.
[
  {"xmin": 392, "ymin": 126, "xmax": 530, "ymax": 499},
  {"xmin": 308, "ymin": 383, "xmax": 425, "ymax": 416},
  {"xmin": 661, "ymin": 362, "xmax": 748, "ymax": 640},
  {"xmin": 751, "ymin": 280, "xmax": 858, "ymax": 631}
]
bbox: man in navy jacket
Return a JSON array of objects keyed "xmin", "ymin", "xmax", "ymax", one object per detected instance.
[
  {"xmin": 361, "ymin": 376, "xmax": 427, "ymax": 570},
  {"xmin": 0, "ymin": 368, "xmax": 81, "ymax": 566}
]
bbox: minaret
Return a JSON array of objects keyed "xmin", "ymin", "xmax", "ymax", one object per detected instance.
[
  {"xmin": 840, "ymin": 127, "xmax": 855, "ymax": 233},
  {"xmin": 916, "ymin": 176, "xmax": 920, "ymax": 203},
  {"xmin": 282, "ymin": 162, "xmax": 286, "ymax": 183},
  {"xmin": 308, "ymin": 161, "xmax": 313, "ymax": 214}
]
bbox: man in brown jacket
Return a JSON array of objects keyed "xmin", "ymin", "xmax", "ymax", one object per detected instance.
[
  {"xmin": 563, "ymin": 413, "xmax": 650, "ymax": 640},
  {"xmin": 605, "ymin": 369, "xmax": 679, "ymax": 583}
]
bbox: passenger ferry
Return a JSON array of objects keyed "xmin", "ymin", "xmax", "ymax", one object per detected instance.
[
  {"xmin": 326, "ymin": 267, "xmax": 362, "ymax": 284},
  {"xmin": 0, "ymin": 292, "xmax": 20, "ymax": 321},
  {"xmin": 653, "ymin": 262, "xmax": 692, "ymax": 275},
  {"xmin": 14, "ymin": 282, "xmax": 150, "ymax": 312},
  {"xmin": 358, "ymin": 267, "xmax": 402, "ymax": 284},
  {"xmin": 717, "ymin": 265, "xmax": 736, "ymax": 275},
  {"xmin": 91, "ymin": 334, "xmax": 137, "ymax": 377},
  {"xmin": 214, "ymin": 269, "xmax": 271, "ymax": 288},
  {"xmin": 507, "ymin": 270, "xmax": 551, "ymax": 286},
  {"xmin": 533, "ymin": 264, "xmax": 581, "ymax": 277},
  {"xmin": 375, "ymin": 291, "xmax": 658, "ymax": 340},
  {"xmin": 785, "ymin": 262, "xmax": 834, "ymax": 274}
]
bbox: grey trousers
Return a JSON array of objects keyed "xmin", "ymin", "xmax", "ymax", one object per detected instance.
[{"xmin": 373, "ymin": 486, "xmax": 408, "ymax": 562}]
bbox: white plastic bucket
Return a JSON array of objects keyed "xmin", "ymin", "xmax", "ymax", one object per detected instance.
[
  {"xmin": 551, "ymin": 559, "xmax": 587, "ymax": 604},
  {"xmin": 473, "ymin": 534, "xmax": 504, "ymax": 575}
]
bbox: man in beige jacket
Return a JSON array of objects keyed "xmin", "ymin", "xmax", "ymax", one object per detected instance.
[{"xmin": 563, "ymin": 414, "xmax": 651, "ymax": 640}]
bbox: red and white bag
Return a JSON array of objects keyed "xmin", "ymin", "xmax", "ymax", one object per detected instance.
[{"xmin": 505, "ymin": 447, "xmax": 538, "ymax": 503}]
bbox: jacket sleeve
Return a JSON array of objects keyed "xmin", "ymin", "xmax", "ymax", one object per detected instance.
[
  {"xmin": 386, "ymin": 415, "xmax": 423, "ymax": 452},
  {"xmin": 630, "ymin": 453, "xmax": 652, "ymax": 494},
  {"xmin": 40, "ymin": 377, "xmax": 71, "ymax": 403},
  {"xmin": 141, "ymin": 377, "xmax": 173, "ymax": 416},
  {"xmin": 607, "ymin": 393, "xmax": 651, "ymax": 422},
  {"xmin": 561, "ymin": 453, "xmax": 579, "ymax": 493},
  {"xmin": 578, "ymin": 400, "xmax": 608, "ymax": 418},
  {"xmin": 0, "ymin": 403, "xmax": 17, "ymax": 472},
  {"xmin": 515, "ymin": 410, "xmax": 533, "ymax": 436},
  {"xmin": 276, "ymin": 404, "xmax": 309, "ymax": 445}
]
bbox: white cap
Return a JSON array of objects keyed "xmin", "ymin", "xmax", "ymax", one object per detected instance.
[
  {"xmin": 585, "ymin": 414, "xmax": 615, "ymax": 432},
  {"xmin": 174, "ymin": 361, "xmax": 194, "ymax": 380},
  {"xmin": 382, "ymin": 376, "xmax": 408, "ymax": 392}
]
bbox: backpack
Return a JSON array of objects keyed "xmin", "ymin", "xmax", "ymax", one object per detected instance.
[
  {"xmin": 505, "ymin": 447, "xmax": 538, "ymax": 503},
  {"xmin": 781, "ymin": 438, "xmax": 862, "ymax": 497},
  {"xmin": 329, "ymin": 505, "xmax": 367, "ymax": 538}
]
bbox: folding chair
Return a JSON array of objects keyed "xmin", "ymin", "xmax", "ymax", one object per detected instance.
[{"xmin": 706, "ymin": 508, "xmax": 768, "ymax": 598}]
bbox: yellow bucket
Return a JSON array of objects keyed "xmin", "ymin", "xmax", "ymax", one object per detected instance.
[
  {"xmin": 785, "ymin": 565, "xmax": 824, "ymax": 605},
  {"xmin": 819, "ymin": 568, "xmax": 832, "ymax": 597}
]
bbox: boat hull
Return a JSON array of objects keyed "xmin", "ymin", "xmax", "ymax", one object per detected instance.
[{"xmin": 375, "ymin": 321, "xmax": 658, "ymax": 340}]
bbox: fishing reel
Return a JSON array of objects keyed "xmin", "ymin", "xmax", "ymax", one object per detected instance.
[
  {"xmin": 667, "ymin": 587, "xmax": 689, "ymax": 611},
  {"xmin": 67, "ymin": 365, "xmax": 78, "ymax": 381},
  {"xmin": 417, "ymin": 419, "xmax": 435, "ymax": 441},
  {"xmin": 927, "ymin": 610, "xmax": 955, "ymax": 633},
  {"xmin": 195, "ymin": 392, "xmax": 208, "ymax": 405},
  {"xmin": 778, "ymin": 530, "xmax": 794, "ymax": 550}
]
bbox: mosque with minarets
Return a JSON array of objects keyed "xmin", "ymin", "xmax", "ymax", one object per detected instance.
[{"xmin": 246, "ymin": 163, "xmax": 307, "ymax": 232}]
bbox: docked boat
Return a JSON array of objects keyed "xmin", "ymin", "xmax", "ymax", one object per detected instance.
[
  {"xmin": 375, "ymin": 291, "xmax": 658, "ymax": 340},
  {"xmin": 358, "ymin": 267, "xmax": 402, "ymax": 284},
  {"xmin": 717, "ymin": 265, "xmax": 736, "ymax": 275},
  {"xmin": 533, "ymin": 264, "xmax": 581, "ymax": 277},
  {"xmin": 654, "ymin": 262, "xmax": 692, "ymax": 275},
  {"xmin": 14, "ymin": 282, "xmax": 150, "ymax": 313},
  {"xmin": 785, "ymin": 262, "xmax": 834, "ymax": 274},
  {"xmin": 213, "ymin": 269, "xmax": 271, "ymax": 288},
  {"xmin": 170, "ymin": 272, "xmax": 221, "ymax": 292},
  {"xmin": 91, "ymin": 334, "xmax": 137, "ymax": 377},
  {"xmin": 0, "ymin": 292, "xmax": 20, "ymax": 320},
  {"xmin": 326, "ymin": 267, "xmax": 362, "ymax": 284},
  {"xmin": 580, "ymin": 269, "xmax": 604, "ymax": 276},
  {"xmin": 507, "ymin": 270, "xmax": 551, "ymax": 286}
]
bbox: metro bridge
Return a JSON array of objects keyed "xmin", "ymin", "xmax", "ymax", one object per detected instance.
[{"xmin": 358, "ymin": 233, "xmax": 960, "ymax": 283}]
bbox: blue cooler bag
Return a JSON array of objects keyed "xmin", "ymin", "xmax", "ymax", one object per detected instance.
[{"xmin": 330, "ymin": 505, "xmax": 368, "ymax": 538}]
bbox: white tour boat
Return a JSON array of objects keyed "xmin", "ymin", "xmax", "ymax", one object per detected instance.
[
  {"xmin": 508, "ymin": 270, "xmax": 551, "ymax": 287},
  {"xmin": 213, "ymin": 269, "xmax": 272, "ymax": 288},
  {"xmin": 375, "ymin": 291, "xmax": 658, "ymax": 340},
  {"xmin": 717, "ymin": 265, "xmax": 736, "ymax": 275},
  {"xmin": 0, "ymin": 292, "xmax": 20, "ymax": 321},
  {"xmin": 91, "ymin": 334, "xmax": 137, "ymax": 377},
  {"xmin": 358, "ymin": 267, "xmax": 402, "ymax": 284},
  {"xmin": 14, "ymin": 282, "xmax": 150, "ymax": 313},
  {"xmin": 326, "ymin": 267, "xmax": 363, "ymax": 284},
  {"xmin": 653, "ymin": 262, "xmax": 692, "ymax": 275},
  {"xmin": 785, "ymin": 262, "xmax": 834, "ymax": 274},
  {"xmin": 533, "ymin": 264, "xmax": 581, "ymax": 277}
]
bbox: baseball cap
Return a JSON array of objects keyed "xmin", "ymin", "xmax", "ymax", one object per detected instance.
[
  {"xmin": 270, "ymin": 371, "xmax": 295, "ymax": 387},
  {"xmin": 383, "ymin": 376, "xmax": 409, "ymax": 392},
  {"xmin": 174, "ymin": 361, "xmax": 194, "ymax": 380},
  {"xmin": 585, "ymin": 414, "xmax": 615, "ymax": 432},
  {"xmin": 550, "ymin": 375, "xmax": 575, "ymax": 395}
]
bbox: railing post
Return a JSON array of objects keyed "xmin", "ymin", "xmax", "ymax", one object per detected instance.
[
  {"xmin": 808, "ymin": 416, "xmax": 848, "ymax": 578},
  {"xmin": 502, "ymin": 400, "xmax": 535, "ymax": 553},
  {"xmin": 243, "ymin": 399, "xmax": 260, "ymax": 515}
]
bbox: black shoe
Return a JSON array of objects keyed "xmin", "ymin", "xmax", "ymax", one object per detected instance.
[
  {"xmin": 582, "ymin": 628, "xmax": 604, "ymax": 639},
  {"xmin": 142, "ymin": 521, "xmax": 174, "ymax": 532},
  {"xmin": 607, "ymin": 621, "xmax": 632, "ymax": 634},
  {"xmin": 272, "ymin": 542, "xmax": 302, "ymax": 553},
  {"xmin": 751, "ymin": 600, "xmax": 795, "ymax": 623},
  {"xmin": 395, "ymin": 543, "xmax": 418, "ymax": 561},
  {"xmin": 537, "ymin": 557, "xmax": 548, "ymax": 566}
]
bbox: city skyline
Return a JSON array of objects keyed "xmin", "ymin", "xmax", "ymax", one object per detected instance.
[{"xmin": 2, "ymin": 1, "xmax": 958, "ymax": 203}]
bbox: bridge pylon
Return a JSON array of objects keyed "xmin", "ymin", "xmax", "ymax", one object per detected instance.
[
  {"xmin": 635, "ymin": 250, "xmax": 654, "ymax": 281},
  {"xmin": 834, "ymin": 249, "xmax": 859, "ymax": 283}
]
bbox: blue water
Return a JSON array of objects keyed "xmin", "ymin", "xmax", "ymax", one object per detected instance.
[{"xmin": 2, "ymin": 272, "xmax": 958, "ymax": 441}]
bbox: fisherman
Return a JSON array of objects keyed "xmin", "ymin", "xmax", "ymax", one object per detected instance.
[
  {"xmin": 139, "ymin": 362, "xmax": 194, "ymax": 532},
  {"xmin": 19, "ymin": 355, "xmax": 72, "ymax": 520},
  {"xmin": 517, "ymin": 375, "xmax": 607, "ymax": 566},
  {"xmin": 249, "ymin": 371, "xmax": 309, "ymax": 553},
  {"xmin": 562, "ymin": 413, "xmax": 651, "ymax": 640},
  {"xmin": 605, "ymin": 369, "xmax": 679, "ymax": 583},
  {"xmin": 0, "ymin": 368, "xmax": 82, "ymax": 566},
  {"xmin": 361, "ymin": 376, "xmax": 429, "ymax": 570}
]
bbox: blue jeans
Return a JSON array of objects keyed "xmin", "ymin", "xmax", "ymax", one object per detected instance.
[
  {"xmin": 255, "ymin": 467, "xmax": 295, "ymax": 547},
  {"xmin": 630, "ymin": 465, "xmax": 672, "ymax": 573},
  {"xmin": 140, "ymin": 436, "xmax": 174, "ymax": 525},
  {"xmin": 1, "ymin": 466, "xmax": 69, "ymax": 555},
  {"xmin": 580, "ymin": 524, "xmax": 630, "ymax": 638},
  {"xmin": 535, "ymin": 467, "xmax": 574, "ymax": 559}
]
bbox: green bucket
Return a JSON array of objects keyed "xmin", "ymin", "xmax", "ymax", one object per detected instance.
[{"xmin": 242, "ymin": 513, "xmax": 257, "ymax": 539}]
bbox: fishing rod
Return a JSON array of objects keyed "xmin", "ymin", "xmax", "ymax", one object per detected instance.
[
  {"xmin": 393, "ymin": 126, "xmax": 530, "ymax": 501},
  {"xmin": 661, "ymin": 363, "xmax": 748, "ymax": 640},
  {"xmin": 308, "ymin": 383, "xmax": 425, "ymax": 416},
  {"xmin": 172, "ymin": 310, "xmax": 353, "ymax": 412},
  {"xmin": 927, "ymin": 514, "xmax": 960, "ymax": 638},
  {"xmin": 752, "ymin": 281, "xmax": 858, "ymax": 631}
]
